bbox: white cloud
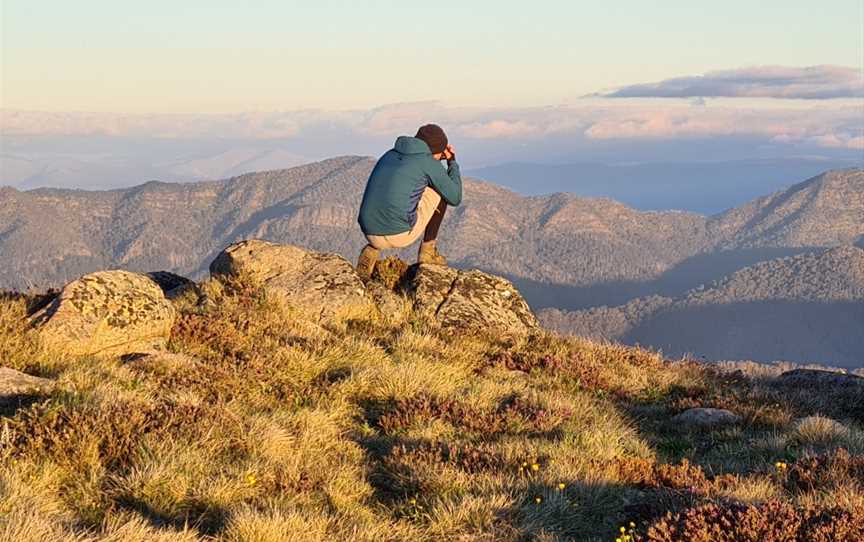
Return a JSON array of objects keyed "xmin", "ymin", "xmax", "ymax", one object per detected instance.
[
  {"xmin": 458, "ymin": 120, "xmax": 540, "ymax": 139},
  {"xmin": 595, "ymin": 65, "xmax": 864, "ymax": 99}
]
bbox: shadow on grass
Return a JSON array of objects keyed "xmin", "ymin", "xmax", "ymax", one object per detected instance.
[
  {"xmin": 114, "ymin": 494, "xmax": 229, "ymax": 537},
  {"xmin": 0, "ymin": 393, "xmax": 45, "ymax": 418}
]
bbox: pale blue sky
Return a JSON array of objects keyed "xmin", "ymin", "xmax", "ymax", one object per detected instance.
[{"xmin": 2, "ymin": 0, "xmax": 862, "ymax": 112}]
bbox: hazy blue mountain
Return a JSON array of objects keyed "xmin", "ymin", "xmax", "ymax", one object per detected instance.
[{"xmin": 467, "ymin": 158, "xmax": 860, "ymax": 213}]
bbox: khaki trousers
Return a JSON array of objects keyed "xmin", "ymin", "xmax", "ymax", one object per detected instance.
[{"xmin": 365, "ymin": 187, "xmax": 442, "ymax": 249}]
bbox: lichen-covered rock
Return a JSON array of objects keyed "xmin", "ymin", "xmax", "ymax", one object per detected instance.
[
  {"xmin": 210, "ymin": 239, "xmax": 371, "ymax": 320},
  {"xmin": 30, "ymin": 270, "xmax": 176, "ymax": 357},
  {"xmin": 407, "ymin": 264, "xmax": 538, "ymax": 333},
  {"xmin": 671, "ymin": 407, "xmax": 742, "ymax": 429}
]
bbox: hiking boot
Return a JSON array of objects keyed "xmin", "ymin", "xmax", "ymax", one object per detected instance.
[
  {"xmin": 356, "ymin": 244, "xmax": 379, "ymax": 279},
  {"xmin": 418, "ymin": 241, "xmax": 447, "ymax": 266}
]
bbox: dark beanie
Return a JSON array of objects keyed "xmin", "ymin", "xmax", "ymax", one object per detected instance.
[{"xmin": 415, "ymin": 124, "xmax": 448, "ymax": 154}]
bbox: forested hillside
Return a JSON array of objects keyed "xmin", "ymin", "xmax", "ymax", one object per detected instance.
[{"xmin": 540, "ymin": 246, "xmax": 864, "ymax": 367}]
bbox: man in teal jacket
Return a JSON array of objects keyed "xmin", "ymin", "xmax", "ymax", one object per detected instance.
[{"xmin": 356, "ymin": 124, "xmax": 462, "ymax": 278}]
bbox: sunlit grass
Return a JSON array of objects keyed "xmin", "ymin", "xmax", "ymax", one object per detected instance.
[{"xmin": 1, "ymin": 276, "xmax": 862, "ymax": 541}]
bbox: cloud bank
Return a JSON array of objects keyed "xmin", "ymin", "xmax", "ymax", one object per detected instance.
[
  {"xmin": 3, "ymin": 100, "xmax": 861, "ymax": 150},
  {"xmin": 596, "ymin": 65, "xmax": 864, "ymax": 100}
]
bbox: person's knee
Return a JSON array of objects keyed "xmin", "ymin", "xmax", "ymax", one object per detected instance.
[{"xmin": 365, "ymin": 237, "xmax": 387, "ymax": 251}]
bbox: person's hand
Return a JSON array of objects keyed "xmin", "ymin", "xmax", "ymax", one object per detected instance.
[{"xmin": 444, "ymin": 144, "xmax": 456, "ymax": 161}]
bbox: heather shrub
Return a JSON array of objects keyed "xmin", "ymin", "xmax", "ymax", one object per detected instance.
[{"xmin": 640, "ymin": 501, "xmax": 864, "ymax": 542}]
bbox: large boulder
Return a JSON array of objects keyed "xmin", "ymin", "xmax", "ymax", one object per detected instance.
[
  {"xmin": 210, "ymin": 240, "xmax": 371, "ymax": 320},
  {"xmin": 30, "ymin": 271, "xmax": 176, "ymax": 357},
  {"xmin": 407, "ymin": 264, "xmax": 538, "ymax": 333}
]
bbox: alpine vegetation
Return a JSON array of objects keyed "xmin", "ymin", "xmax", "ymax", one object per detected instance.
[{"xmin": 1, "ymin": 241, "xmax": 862, "ymax": 541}]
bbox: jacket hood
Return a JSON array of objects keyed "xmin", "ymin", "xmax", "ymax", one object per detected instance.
[{"xmin": 393, "ymin": 136, "xmax": 432, "ymax": 155}]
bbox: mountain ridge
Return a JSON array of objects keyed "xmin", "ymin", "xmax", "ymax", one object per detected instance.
[
  {"xmin": 707, "ymin": 168, "xmax": 864, "ymax": 249},
  {"xmin": 540, "ymin": 246, "xmax": 864, "ymax": 367},
  {"xmin": 1, "ymin": 161, "xmax": 861, "ymax": 308}
]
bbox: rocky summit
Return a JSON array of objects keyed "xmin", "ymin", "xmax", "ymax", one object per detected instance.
[
  {"xmin": 22, "ymin": 241, "xmax": 539, "ymax": 361},
  {"xmin": 208, "ymin": 239, "xmax": 537, "ymax": 333}
]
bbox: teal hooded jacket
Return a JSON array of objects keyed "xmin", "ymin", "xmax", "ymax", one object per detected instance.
[{"xmin": 358, "ymin": 136, "xmax": 462, "ymax": 236}]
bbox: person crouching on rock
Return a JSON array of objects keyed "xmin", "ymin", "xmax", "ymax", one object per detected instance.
[{"xmin": 356, "ymin": 123, "xmax": 462, "ymax": 279}]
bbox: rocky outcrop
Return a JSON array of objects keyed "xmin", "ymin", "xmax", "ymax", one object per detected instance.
[
  {"xmin": 209, "ymin": 241, "xmax": 537, "ymax": 332},
  {"xmin": 210, "ymin": 240, "xmax": 372, "ymax": 319},
  {"xmin": 13, "ymin": 241, "xmax": 538, "ymax": 360},
  {"xmin": 407, "ymin": 264, "xmax": 538, "ymax": 334},
  {"xmin": 30, "ymin": 271, "xmax": 176, "ymax": 357}
]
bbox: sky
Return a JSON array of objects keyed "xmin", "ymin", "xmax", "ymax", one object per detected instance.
[
  {"xmin": 0, "ymin": 0, "xmax": 862, "ymax": 192},
  {"xmin": 2, "ymin": 0, "xmax": 862, "ymax": 112}
]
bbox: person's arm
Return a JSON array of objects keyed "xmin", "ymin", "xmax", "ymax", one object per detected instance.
[
  {"xmin": 425, "ymin": 158, "xmax": 462, "ymax": 206},
  {"xmin": 425, "ymin": 145, "xmax": 462, "ymax": 205}
]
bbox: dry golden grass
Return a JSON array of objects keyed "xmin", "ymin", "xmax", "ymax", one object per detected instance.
[{"xmin": 1, "ymin": 278, "xmax": 863, "ymax": 541}]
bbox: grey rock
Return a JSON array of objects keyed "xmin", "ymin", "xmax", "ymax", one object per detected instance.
[
  {"xmin": 210, "ymin": 239, "xmax": 372, "ymax": 320},
  {"xmin": 0, "ymin": 367, "xmax": 53, "ymax": 399},
  {"xmin": 408, "ymin": 264, "xmax": 538, "ymax": 334},
  {"xmin": 30, "ymin": 270, "xmax": 176, "ymax": 358},
  {"xmin": 671, "ymin": 407, "xmax": 742, "ymax": 429}
]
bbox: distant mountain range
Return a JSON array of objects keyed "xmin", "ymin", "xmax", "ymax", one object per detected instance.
[
  {"xmin": 540, "ymin": 246, "xmax": 864, "ymax": 368},
  {"xmin": 1, "ymin": 160, "xmax": 862, "ymax": 365},
  {"xmin": 467, "ymin": 158, "xmax": 861, "ymax": 214}
]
